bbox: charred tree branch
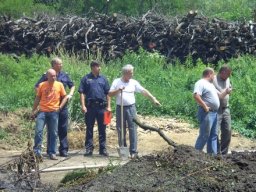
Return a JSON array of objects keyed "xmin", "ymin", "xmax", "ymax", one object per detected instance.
[{"xmin": 133, "ymin": 117, "xmax": 177, "ymax": 147}]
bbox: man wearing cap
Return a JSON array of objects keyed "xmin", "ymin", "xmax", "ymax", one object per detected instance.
[
  {"xmin": 35, "ymin": 57, "xmax": 75, "ymax": 157},
  {"xmin": 78, "ymin": 61, "xmax": 111, "ymax": 156}
]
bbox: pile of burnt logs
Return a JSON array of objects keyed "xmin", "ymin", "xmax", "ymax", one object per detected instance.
[{"xmin": 1, "ymin": 11, "xmax": 256, "ymax": 64}]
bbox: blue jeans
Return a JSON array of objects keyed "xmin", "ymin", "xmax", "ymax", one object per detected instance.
[
  {"xmin": 116, "ymin": 104, "xmax": 137, "ymax": 154},
  {"xmin": 195, "ymin": 107, "xmax": 218, "ymax": 155},
  {"xmin": 34, "ymin": 111, "xmax": 59, "ymax": 155},
  {"xmin": 46, "ymin": 107, "xmax": 69, "ymax": 154}
]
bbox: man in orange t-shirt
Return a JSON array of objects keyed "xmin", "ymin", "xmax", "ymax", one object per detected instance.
[{"xmin": 32, "ymin": 69, "xmax": 67, "ymax": 160}]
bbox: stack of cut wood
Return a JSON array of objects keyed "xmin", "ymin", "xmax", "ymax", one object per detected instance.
[{"xmin": 1, "ymin": 11, "xmax": 256, "ymax": 64}]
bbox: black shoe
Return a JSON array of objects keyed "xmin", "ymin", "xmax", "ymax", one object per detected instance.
[
  {"xmin": 84, "ymin": 150, "xmax": 93, "ymax": 156},
  {"xmin": 60, "ymin": 152, "xmax": 68, "ymax": 157},
  {"xmin": 99, "ymin": 149, "xmax": 109, "ymax": 157}
]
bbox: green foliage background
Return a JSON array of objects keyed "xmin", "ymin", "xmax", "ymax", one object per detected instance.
[
  {"xmin": 0, "ymin": 50, "xmax": 256, "ymax": 138},
  {"xmin": 0, "ymin": 0, "xmax": 256, "ymax": 139},
  {"xmin": 0, "ymin": 0, "xmax": 256, "ymax": 21}
]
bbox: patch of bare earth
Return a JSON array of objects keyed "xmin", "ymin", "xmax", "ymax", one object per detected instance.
[{"xmin": 0, "ymin": 111, "xmax": 256, "ymax": 191}]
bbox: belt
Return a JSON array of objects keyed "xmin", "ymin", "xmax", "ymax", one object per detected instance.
[
  {"xmin": 199, "ymin": 106, "xmax": 217, "ymax": 112},
  {"xmin": 87, "ymin": 100, "xmax": 107, "ymax": 107},
  {"xmin": 117, "ymin": 104, "xmax": 135, "ymax": 107}
]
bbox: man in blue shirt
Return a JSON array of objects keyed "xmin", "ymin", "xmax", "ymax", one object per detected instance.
[
  {"xmin": 78, "ymin": 61, "xmax": 111, "ymax": 156},
  {"xmin": 35, "ymin": 57, "xmax": 75, "ymax": 157}
]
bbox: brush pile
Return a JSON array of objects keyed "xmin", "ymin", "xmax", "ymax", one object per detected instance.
[{"xmin": 1, "ymin": 11, "xmax": 256, "ymax": 64}]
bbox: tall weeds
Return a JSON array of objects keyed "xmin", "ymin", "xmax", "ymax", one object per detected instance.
[{"xmin": 1, "ymin": 50, "xmax": 256, "ymax": 137}]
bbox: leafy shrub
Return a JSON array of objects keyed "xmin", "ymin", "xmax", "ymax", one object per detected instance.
[{"xmin": 1, "ymin": 50, "xmax": 256, "ymax": 138}]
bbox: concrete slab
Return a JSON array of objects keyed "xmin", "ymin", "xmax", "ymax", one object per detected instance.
[{"xmin": 39, "ymin": 150, "xmax": 129, "ymax": 173}]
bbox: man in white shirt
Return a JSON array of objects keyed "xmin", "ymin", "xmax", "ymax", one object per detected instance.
[{"xmin": 108, "ymin": 64, "xmax": 161, "ymax": 158}]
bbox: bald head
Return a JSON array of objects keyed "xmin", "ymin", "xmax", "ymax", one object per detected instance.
[{"xmin": 47, "ymin": 68, "xmax": 56, "ymax": 83}]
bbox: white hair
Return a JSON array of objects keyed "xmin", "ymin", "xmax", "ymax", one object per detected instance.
[
  {"xmin": 51, "ymin": 57, "xmax": 62, "ymax": 67},
  {"xmin": 122, "ymin": 64, "xmax": 134, "ymax": 74}
]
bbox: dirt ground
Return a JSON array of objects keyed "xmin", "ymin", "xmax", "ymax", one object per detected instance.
[{"xmin": 0, "ymin": 111, "xmax": 256, "ymax": 191}]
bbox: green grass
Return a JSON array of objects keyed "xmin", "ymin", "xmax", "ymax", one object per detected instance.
[
  {"xmin": 1, "ymin": 0, "xmax": 255, "ymax": 21},
  {"xmin": 1, "ymin": 50, "xmax": 256, "ymax": 138},
  {"xmin": 0, "ymin": 0, "xmax": 56, "ymax": 18},
  {"xmin": 0, "ymin": 129, "xmax": 8, "ymax": 140}
]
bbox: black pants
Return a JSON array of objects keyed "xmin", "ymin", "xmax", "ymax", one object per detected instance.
[
  {"xmin": 85, "ymin": 105, "xmax": 106, "ymax": 152},
  {"xmin": 58, "ymin": 107, "xmax": 69, "ymax": 153}
]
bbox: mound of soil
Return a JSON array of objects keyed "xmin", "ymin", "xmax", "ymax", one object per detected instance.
[
  {"xmin": 1, "ymin": 111, "xmax": 255, "ymax": 191},
  {"xmin": 59, "ymin": 145, "xmax": 256, "ymax": 192}
]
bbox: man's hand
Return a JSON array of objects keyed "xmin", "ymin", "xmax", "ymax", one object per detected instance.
[
  {"xmin": 153, "ymin": 98, "xmax": 161, "ymax": 106},
  {"xmin": 106, "ymin": 106, "xmax": 111, "ymax": 112},
  {"xmin": 56, "ymin": 107, "xmax": 61, "ymax": 112},
  {"xmin": 225, "ymin": 87, "xmax": 232, "ymax": 94},
  {"xmin": 81, "ymin": 105, "xmax": 87, "ymax": 113},
  {"xmin": 118, "ymin": 86, "xmax": 125, "ymax": 92},
  {"xmin": 31, "ymin": 110, "xmax": 38, "ymax": 120},
  {"xmin": 67, "ymin": 94, "xmax": 73, "ymax": 100},
  {"xmin": 204, "ymin": 106, "xmax": 210, "ymax": 112}
]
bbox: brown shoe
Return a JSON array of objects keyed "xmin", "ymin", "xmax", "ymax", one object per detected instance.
[{"xmin": 49, "ymin": 154, "xmax": 58, "ymax": 160}]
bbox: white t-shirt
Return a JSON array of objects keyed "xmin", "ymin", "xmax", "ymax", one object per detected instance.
[
  {"xmin": 193, "ymin": 79, "xmax": 220, "ymax": 111},
  {"xmin": 110, "ymin": 78, "xmax": 144, "ymax": 106}
]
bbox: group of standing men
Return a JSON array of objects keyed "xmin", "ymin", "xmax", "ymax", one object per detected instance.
[
  {"xmin": 32, "ymin": 58, "xmax": 75, "ymax": 160},
  {"xmin": 31, "ymin": 58, "xmax": 160, "ymax": 160},
  {"xmin": 31, "ymin": 56, "xmax": 232, "ymax": 160},
  {"xmin": 193, "ymin": 66, "xmax": 232, "ymax": 155}
]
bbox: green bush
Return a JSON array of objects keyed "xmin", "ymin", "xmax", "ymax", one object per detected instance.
[
  {"xmin": 1, "ymin": 0, "xmax": 256, "ymax": 21},
  {"xmin": 1, "ymin": 50, "xmax": 256, "ymax": 138},
  {"xmin": 0, "ymin": 0, "xmax": 56, "ymax": 18}
]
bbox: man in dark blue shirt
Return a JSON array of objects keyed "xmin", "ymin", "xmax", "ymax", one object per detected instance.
[
  {"xmin": 78, "ymin": 61, "xmax": 111, "ymax": 156},
  {"xmin": 35, "ymin": 57, "xmax": 75, "ymax": 157}
]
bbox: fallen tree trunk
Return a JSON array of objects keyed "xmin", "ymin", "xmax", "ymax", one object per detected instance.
[{"xmin": 133, "ymin": 117, "xmax": 177, "ymax": 147}]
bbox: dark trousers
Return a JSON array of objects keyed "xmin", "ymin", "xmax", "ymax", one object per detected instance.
[
  {"xmin": 58, "ymin": 107, "xmax": 69, "ymax": 153},
  {"xmin": 85, "ymin": 106, "xmax": 106, "ymax": 152},
  {"xmin": 217, "ymin": 107, "xmax": 231, "ymax": 155}
]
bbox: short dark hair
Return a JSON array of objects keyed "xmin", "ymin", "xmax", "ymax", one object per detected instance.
[
  {"xmin": 219, "ymin": 65, "xmax": 231, "ymax": 73},
  {"xmin": 202, "ymin": 67, "xmax": 214, "ymax": 77},
  {"xmin": 90, "ymin": 61, "xmax": 100, "ymax": 68}
]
